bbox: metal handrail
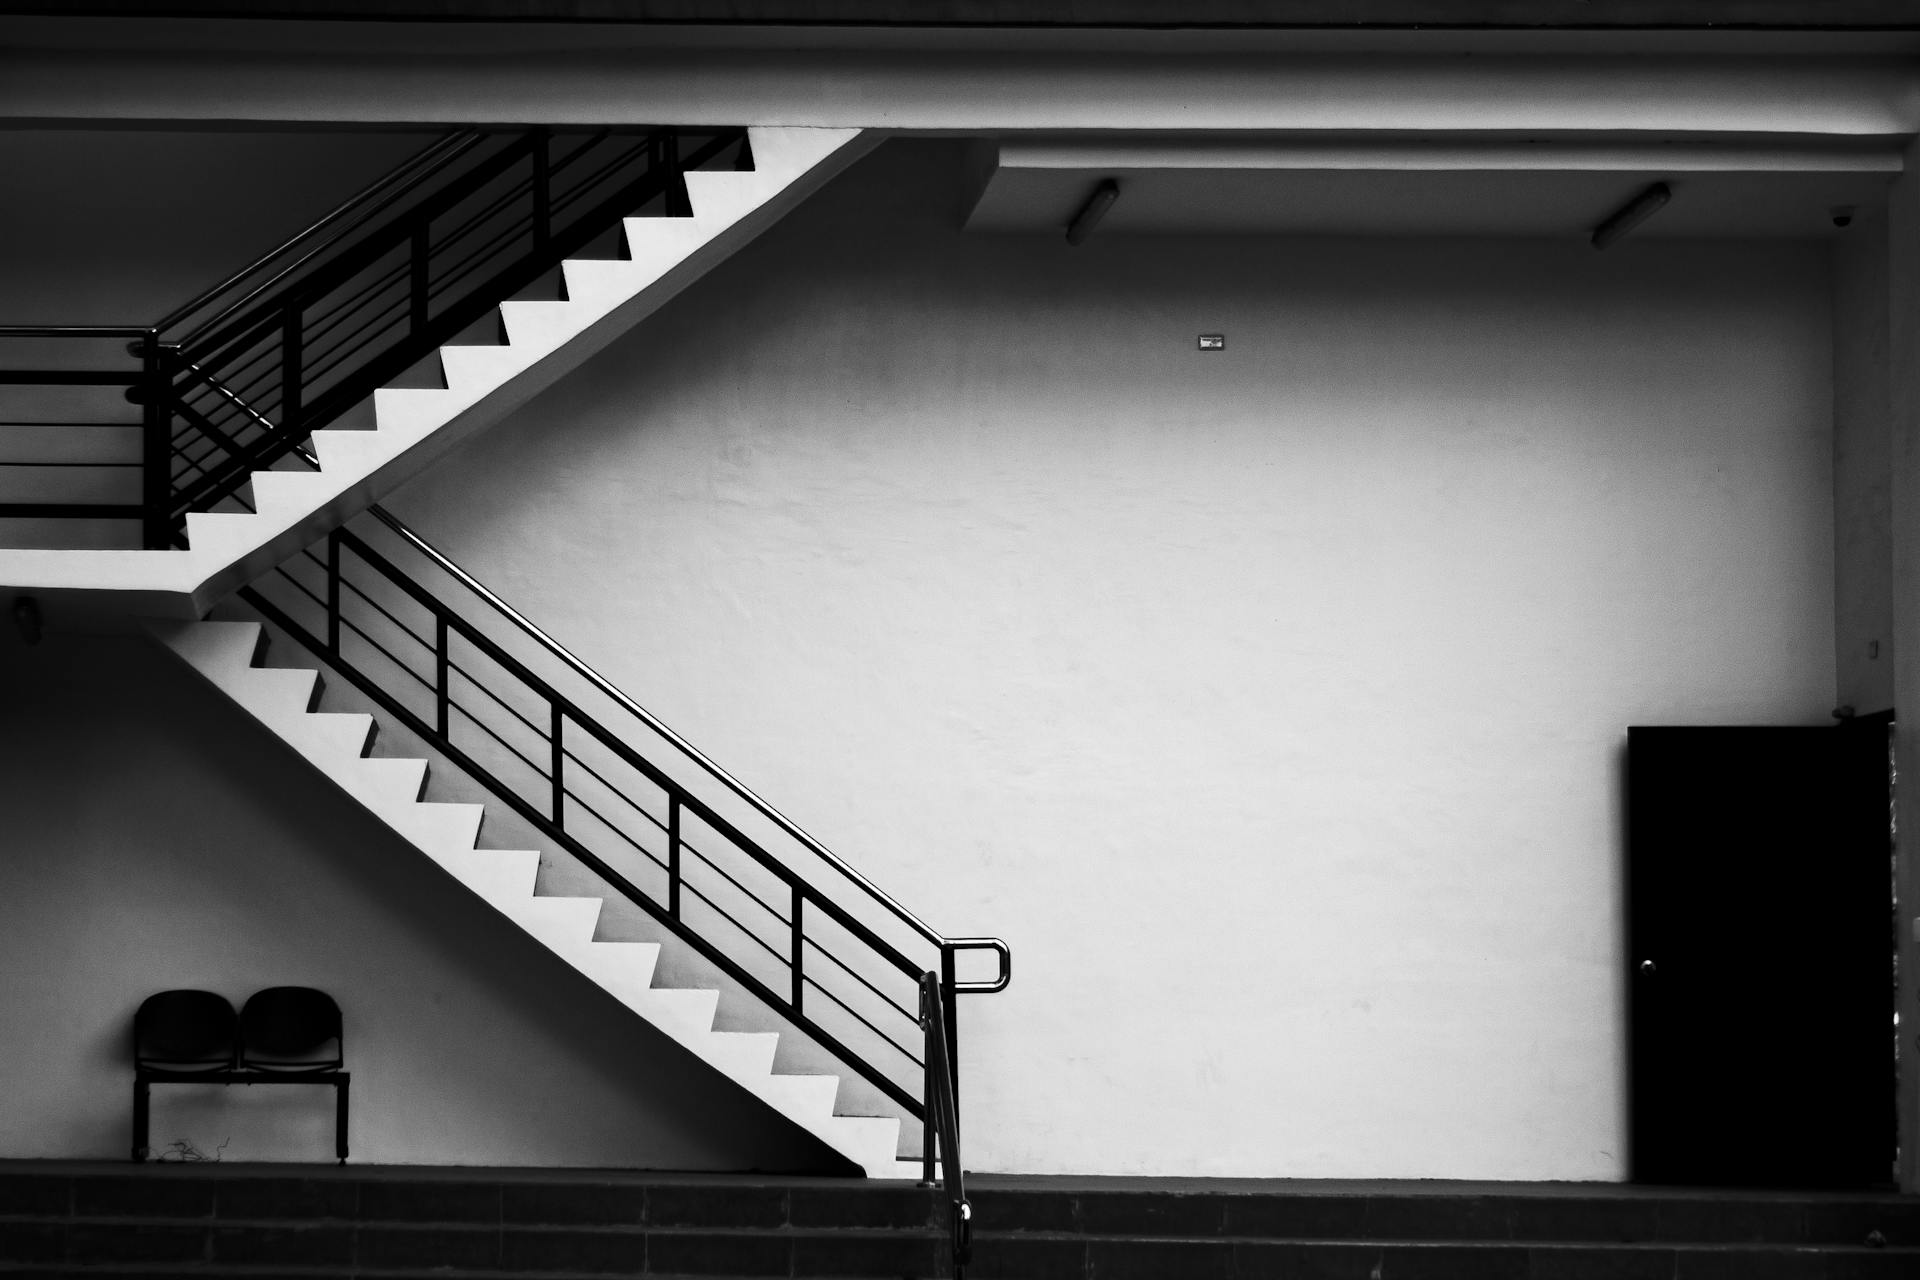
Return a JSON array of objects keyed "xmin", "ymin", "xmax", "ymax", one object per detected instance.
[
  {"xmin": 241, "ymin": 522, "xmax": 952, "ymax": 1118},
  {"xmin": 156, "ymin": 130, "xmax": 482, "ymax": 337},
  {"xmin": 0, "ymin": 325, "xmax": 155, "ymax": 338},
  {"xmin": 363, "ymin": 502, "xmax": 1009, "ymax": 980}
]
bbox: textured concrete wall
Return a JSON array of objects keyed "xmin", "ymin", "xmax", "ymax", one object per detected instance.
[{"xmin": 379, "ymin": 139, "xmax": 1840, "ymax": 1178}]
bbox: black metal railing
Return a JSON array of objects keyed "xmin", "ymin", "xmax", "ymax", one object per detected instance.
[
  {"xmin": 0, "ymin": 327, "xmax": 168, "ymax": 545},
  {"xmin": 920, "ymin": 972, "xmax": 972, "ymax": 1277},
  {"xmin": 234, "ymin": 492, "xmax": 1009, "ymax": 1165},
  {"xmin": 2, "ymin": 125, "xmax": 751, "ymax": 549}
]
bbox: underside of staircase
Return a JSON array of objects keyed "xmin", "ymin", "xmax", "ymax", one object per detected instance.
[
  {"xmin": 148, "ymin": 617, "xmax": 919, "ymax": 1180},
  {"xmin": 0, "ymin": 126, "xmax": 874, "ymax": 629}
]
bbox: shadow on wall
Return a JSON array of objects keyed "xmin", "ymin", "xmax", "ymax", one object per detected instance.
[{"xmin": 0, "ymin": 624, "xmax": 842, "ymax": 1171}]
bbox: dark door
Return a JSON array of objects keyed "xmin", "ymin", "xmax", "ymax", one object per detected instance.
[{"xmin": 1626, "ymin": 724, "xmax": 1893, "ymax": 1188}]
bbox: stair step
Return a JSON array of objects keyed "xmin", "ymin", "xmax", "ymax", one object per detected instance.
[
  {"xmin": 434, "ymin": 847, "xmax": 542, "ymax": 903},
  {"xmin": 570, "ymin": 940, "xmax": 663, "ymax": 1000},
  {"xmin": 232, "ymin": 665, "xmax": 319, "ymax": 717},
  {"xmin": 504, "ymin": 896, "xmax": 604, "ymax": 955},
  {"xmin": 285, "ymin": 711, "xmax": 377, "ymax": 764},
  {"xmin": 383, "ymin": 800, "xmax": 486, "ymax": 856}
]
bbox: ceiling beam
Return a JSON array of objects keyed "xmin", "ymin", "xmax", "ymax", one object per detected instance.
[{"xmin": 3, "ymin": 1, "xmax": 1920, "ymax": 31}]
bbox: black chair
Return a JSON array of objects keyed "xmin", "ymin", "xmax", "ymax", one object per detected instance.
[
  {"xmin": 132, "ymin": 989, "xmax": 240, "ymax": 1162},
  {"xmin": 239, "ymin": 986, "xmax": 350, "ymax": 1163},
  {"xmin": 130, "ymin": 986, "xmax": 349, "ymax": 1163}
]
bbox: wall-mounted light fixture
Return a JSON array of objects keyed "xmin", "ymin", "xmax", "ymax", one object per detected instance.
[
  {"xmin": 1066, "ymin": 179, "xmax": 1121, "ymax": 246},
  {"xmin": 1590, "ymin": 182, "xmax": 1672, "ymax": 250}
]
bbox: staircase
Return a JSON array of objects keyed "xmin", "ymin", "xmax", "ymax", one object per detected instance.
[
  {"xmin": 0, "ymin": 125, "xmax": 874, "ymax": 623},
  {"xmin": 146, "ymin": 615, "xmax": 919, "ymax": 1179}
]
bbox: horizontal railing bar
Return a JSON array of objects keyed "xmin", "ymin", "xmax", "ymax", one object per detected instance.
[
  {"xmin": 0, "ymin": 460, "xmax": 142, "ymax": 468},
  {"xmin": 558, "ymin": 787, "xmax": 671, "ymax": 875},
  {"xmin": 447, "ymin": 696, "xmax": 552, "ymax": 784},
  {"xmin": 336, "ymin": 614, "xmax": 436, "ymax": 695},
  {"xmin": 804, "ymin": 933, "xmax": 922, "ymax": 1025},
  {"xmin": 273, "ymin": 567, "xmax": 331, "ymax": 616},
  {"xmin": 556, "ymin": 746, "xmax": 671, "ymax": 836},
  {"xmin": 678, "ymin": 877, "xmax": 791, "ymax": 969},
  {"xmin": 176, "ymin": 132, "xmax": 543, "ymax": 361},
  {"xmin": 163, "ymin": 130, "xmax": 480, "ymax": 337},
  {"xmin": 680, "ymin": 837, "xmax": 792, "ymax": 929},
  {"xmin": 446, "ymin": 654, "xmax": 551, "ymax": 740},
  {"xmin": 0, "ymin": 325, "xmax": 153, "ymax": 337},
  {"xmin": 0, "ymin": 421, "xmax": 143, "ymax": 429},
  {"xmin": 800, "ymin": 971, "xmax": 925, "ymax": 1067},
  {"xmin": 338, "ymin": 574, "xmax": 436, "ymax": 655},
  {"xmin": 0, "ymin": 371, "xmax": 139, "ymax": 385},
  {"xmin": 0, "ymin": 503, "xmax": 145, "ymax": 517}
]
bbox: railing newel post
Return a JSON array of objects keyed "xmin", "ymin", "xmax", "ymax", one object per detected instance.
[
  {"xmin": 920, "ymin": 977, "xmax": 936, "ymax": 1188},
  {"xmin": 791, "ymin": 886, "xmax": 804, "ymax": 1012},
  {"xmin": 138, "ymin": 328, "xmax": 170, "ymax": 549},
  {"xmin": 941, "ymin": 946, "xmax": 961, "ymax": 1127},
  {"xmin": 667, "ymin": 793, "xmax": 682, "ymax": 920},
  {"xmin": 435, "ymin": 616, "xmax": 450, "ymax": 738},
  {"xmin": 551, "ymin": 703, "xmax": 565, "ymax": 829}
]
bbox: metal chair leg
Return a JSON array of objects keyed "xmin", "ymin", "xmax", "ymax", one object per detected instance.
[
  {"xmin": 335, "ymin": 1073, "xmax": 349, "ymax": 1164},
  {"xmin": 131, "ymin": 1076, "xmax": 149, "ymax": 1163}
]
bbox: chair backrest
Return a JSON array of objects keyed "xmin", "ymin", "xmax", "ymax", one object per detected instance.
[
  {"xmin": 239, "ymin": 986, "xmax": 343, "ymax": 1070},
  {"xmin": 134, "ymin": 989, "xmax": 239, "ymax": 1070}
]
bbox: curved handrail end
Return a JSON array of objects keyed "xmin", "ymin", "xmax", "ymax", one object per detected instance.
[{"xmin": 946, "ymin": 937, "xmax": 1011, "ymax": 995}]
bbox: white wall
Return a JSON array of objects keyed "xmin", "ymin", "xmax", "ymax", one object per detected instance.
[
  {"xmin": 0, "ymin": 625, "xmax": 836, "ymax": 1170},
  {"xmin": 0, "ymin": 130, "xmax": 1839, "ymax": 1179},
  {"xmin": 381, "ymin": 139, "xmax": 1839, "ymax": 1179}
]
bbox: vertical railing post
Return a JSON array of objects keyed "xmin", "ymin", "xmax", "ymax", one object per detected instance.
[
  {"xmin": 550, "ymin": 703, "xmax": 565, "ymax": 829},
  {"xmin": 941, "ymin": 946, "xmax": 960, "ymax": 1129},
  {"xmin": 667, "ymin": 793, "xmax": 681, "ymax": 920},
  {"xmin": 410, "ymin": 223, "xmax": 430, "ymax": 338},
  {"xmin": 434, "ymin": 616, "xmax": 450, "ymax": 738},
  {"xmin": 790, "ymin": 886, "xmax": 804, "ymax": 1012},
  {"xmin": 325, "ymin": 530, "xmax": 341, "ymax": 656},
  {"xmin": 138, "ymin": 329, "xmax": 170, "ymax": 549},
  {"xmin": 920, "ymin": 977, "xmax": 936, "ymax": 1187},
  {"xmin": 280, "ymin": 306, "xmax": 302, "ymax": 435},
  {"xmin": 532, "ymin": 129, "xmax": 551, "ymax": 252}
]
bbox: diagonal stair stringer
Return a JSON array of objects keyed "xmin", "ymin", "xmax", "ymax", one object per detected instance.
[
  {"xmin": 147, "ymin": 616, "xmax": 914, "ymax": 1178},
  {"xmin": 0, "ymin": 127, "xmax": 878, "ymax": 626}
]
